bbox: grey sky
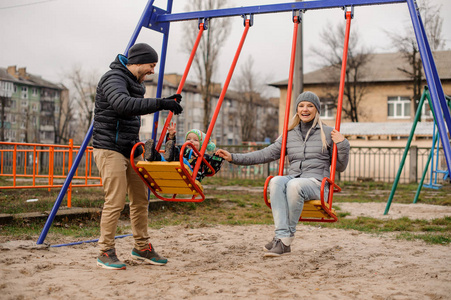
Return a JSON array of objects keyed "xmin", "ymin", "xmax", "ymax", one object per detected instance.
[{"xmin": 1, "ymin": 0, "xmax": 450, "ymax": 88}]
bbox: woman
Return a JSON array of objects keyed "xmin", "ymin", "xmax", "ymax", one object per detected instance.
[{"xmin": 216, "ymin": 91, "xmax": 350, "ymax": 257}]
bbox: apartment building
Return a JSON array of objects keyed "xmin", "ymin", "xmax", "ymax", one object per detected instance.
[
  {"xmin": 270, "ymin": 50, "xmax": 451, "ymax": 147},
  {"xmin": 141, "ymin": 73, "xmax": 279, "ymax": 146},
  {"xmin": 0, "ymin": 66, "xmax": 67, "ymax": 144}
]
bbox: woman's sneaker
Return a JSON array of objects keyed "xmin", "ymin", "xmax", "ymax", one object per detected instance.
[
  {"xmin": 264, "ymin": 239, "xmax": 291, "ymax": 257},
  {"xmin": 97, "ymin": 248, "xmax": 126, "ymax": 270},
  {"xmin": 263, "ymin": 237, "xmax": 277, "ymax": 252},
  {"xmin": 131, "ymin": 243, "xmax": 168, "ymax": 265}
]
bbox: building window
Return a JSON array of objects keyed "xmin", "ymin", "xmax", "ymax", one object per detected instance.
[
  {"xmin": 320, "ymin": 100, "xmax": 335, "ymax": 119},
  {"xmin": 32, "ymin": 88, "xmax": 38, "ymax": 96},
  {"xmin": 388, "ymin": 96, "xmax": 411, "ymax": 119},
  {"xmin": 21, "ymin": 86, "xmax": 28, "ymax": 99},
  {"xmin": 421, "ymin": 102, "xmax": 434, "ymax": 120}
]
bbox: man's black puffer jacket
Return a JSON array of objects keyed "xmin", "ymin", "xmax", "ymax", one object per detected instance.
[{"xmin": 93, "ymin": 54, "xmax": 160, "ymax": 158}]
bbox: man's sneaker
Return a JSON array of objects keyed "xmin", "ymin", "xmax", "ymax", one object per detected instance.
[
  {"xmin": 263, "ymin": 237, "xmax": 277, "ymax": 252},
  {"xmin": 163, "ymin": 139, "xmax": 175, "ymax": 161},
  {"xmin": 144, "ymin": 139, "xmax": 158, "ymax": 161},
  {"xmin": 264, "ymin": 239, "xmax": 291, "ymax": 257},
  {"xmin": 131, "ymin": 243, "xmax": 168, "ymax": 266},
  {"xmin": 97, "ymin": 249, "xmax": 126, "ymax": 270}
]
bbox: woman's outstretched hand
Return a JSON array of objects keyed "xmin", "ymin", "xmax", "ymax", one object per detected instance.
[
  {"xmin": 331, "ymin": 129, "xmax": 345, "ymax": 143},
  {"xmin": 215, "ymin": 149, "xmax": 232, "ymax": 162}
]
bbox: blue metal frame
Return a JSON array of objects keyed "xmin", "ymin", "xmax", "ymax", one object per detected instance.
[
  {"xmin": 154, "ymin": 0, "xmax": 405, "ymax": 23},
  {"xmin": 37, "ymin": 123, "xmax": 94, "ymax": 244},
  {"xmin": 38, "ymin": 0, "xmax": 450, "ymax": 243},
  {"xmin": 151, "ymin": 0, "xmax": 173, "ymax": 141},
  {"xmin": 405, "ymin": 0, "xmax": 451, "ymax": 179}
]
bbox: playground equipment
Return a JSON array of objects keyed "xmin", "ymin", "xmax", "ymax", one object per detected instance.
[
  {"xmin": 422, "ymin": 90, "xmax": 451, "ymax": 190},
  {"xmin": 37, "ymin": 0, "xmax": 450, "ymax": 244},
  {"xmin": 385, "ymin": 86, "xmax": 451, "ymax": 212},
  {"xmin": 130, "ymin": 16, "xmax": 252, "ymax": 202}
]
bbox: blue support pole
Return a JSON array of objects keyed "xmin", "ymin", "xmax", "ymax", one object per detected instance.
[
  {"xmin": 406, "ymin": 0, "xmax": 451, "ymax": 175},
  {"xmin": 37, "ymin": 122, "xmax": 94, "ymax": 244},
  {"xmin": 50, "ymin": 234, "xmax": 132, "ymax": 248},
  {"xmin": 416, "ymin": 13, "xmax": 451, "ymax": 133},
  {"xmin": 37, "ymin": 0, "xmax": 161, "ymax": 245},
  {"xmin": 152, "ymin": 0, "xmax": 173, "ymax": 141},
  {"xmin": 124, "ymin": 0, "xmax": 156, "ymax": 55}
]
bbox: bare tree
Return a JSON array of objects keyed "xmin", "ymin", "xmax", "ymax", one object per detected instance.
[
  {"xmin": 233, "ymin": 57, "xmax": 258, "ymax": 142},
  {"xmin": 54, "ymin": 87, "xmax": 76, "ymax": 144},
  {"xmin": 387, "ymin": 0, "xmax": 445, "ymax": 115},
  {"xmin": 311, "ymin": 23, "xmax": 372, "ymax": 122},
  {"xmin": 65, "ymin": 66, "xmax": 98, "ymax": 143},
  {"xmin": 421, "ymin": 0, "xmax": 445, "ymax": 51},
  {"xmin": 0, "ymin": 96, "xmax": 9, "ymax": 141},
  {"xmin": 233, "ymin": 56, "xmax": 278, "ymax": 142},
  {"xmin": 183, "ymin": 0, "xmax": 231, "ymax": 132}
]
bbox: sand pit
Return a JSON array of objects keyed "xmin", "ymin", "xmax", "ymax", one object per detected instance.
[{"xmin": 1, "ymin": 202, "xmax": 450, "ymax": 299}]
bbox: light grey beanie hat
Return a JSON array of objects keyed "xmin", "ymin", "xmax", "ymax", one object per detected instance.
[{"xmin": 295, "ymin": 91, "xmax": 321, "ymax": 114}]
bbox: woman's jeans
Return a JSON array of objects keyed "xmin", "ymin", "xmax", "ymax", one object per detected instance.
[{"xmin": 269, "ymin": 175, "xmax": 328, "ymax": 239}]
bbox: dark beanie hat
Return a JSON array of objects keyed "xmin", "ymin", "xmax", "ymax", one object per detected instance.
[
  {"xmin": 127, "ymin": 43, "xmax": 158, "ymax": 64},
  {"xmin": 295, "ymin": 91, "xmax": 321, "ymax": 114}
]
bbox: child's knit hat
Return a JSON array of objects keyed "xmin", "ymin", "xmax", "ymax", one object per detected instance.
[{"xmin": 185, "ymin": 129, "xmax": 216, "ymax": 151}]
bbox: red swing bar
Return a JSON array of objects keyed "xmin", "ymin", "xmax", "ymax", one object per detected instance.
[
  {"xmin": 131, "ymin": 22, "xmax": 208, "ymax": 202},
  {"xmin": 263, "ymin": 8, "xmax": 353, "ymax": 222},
  {"xmin": 156, "ymin": 21, "xmax": 206, "ymax": 151},
  {"xmin": 131, "ymin": 17, "xmax": 252, "ymax": 201},
  {"xmin": 192, "ymin": 15, "xmax": 253, "ymax": 179}
]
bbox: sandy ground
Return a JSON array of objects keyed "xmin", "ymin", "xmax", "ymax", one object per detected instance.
[{"xmin": 1, "ymin": 202, "xmax": 451, "ymax": 300}]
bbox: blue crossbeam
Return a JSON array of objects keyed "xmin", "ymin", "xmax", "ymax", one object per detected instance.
[{"xmin": 155, "ymin": 0, "xmax": 406, "ymax": 23}]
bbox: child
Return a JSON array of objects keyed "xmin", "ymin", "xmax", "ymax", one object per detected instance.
[{"xmin": 144, "ymin": 123, "xmax": 223, "ymax": 182}]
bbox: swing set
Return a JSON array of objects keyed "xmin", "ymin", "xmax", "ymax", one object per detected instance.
[{"xmin": 37, "ymin": 0, "xmax": 450, "ymax": 245}]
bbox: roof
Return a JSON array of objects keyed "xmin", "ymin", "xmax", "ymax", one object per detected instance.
[
  {"xmin": 0, "ymin": 67, "xmax": 63, "ymax": 90},
  {"xmin": 270, "ymin": 50, "xmax": 451, "ymax": 87},
  {"xmin": 340, "ymin": 122, "xmax": 434, "ymax": 136}
]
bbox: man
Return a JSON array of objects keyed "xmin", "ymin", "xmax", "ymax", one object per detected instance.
[{"xmin": 93, "ymin": 43, "xmax": 183, "ymax": 270}]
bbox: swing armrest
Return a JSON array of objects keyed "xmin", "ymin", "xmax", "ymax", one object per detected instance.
[
  {"xmin": 320, "ymin": 177, "xmax": 341, "ymax": 210},
  {"xmin": 179, "ymin": 141, "xmax": 217, "ymax": 177}
]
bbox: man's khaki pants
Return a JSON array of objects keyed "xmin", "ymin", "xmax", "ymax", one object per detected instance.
[{"xmin": 93, "ymin": 149, "xmax": 149, "ymax": 253}]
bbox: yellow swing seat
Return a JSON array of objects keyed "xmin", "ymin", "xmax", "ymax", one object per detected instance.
[
  {"xmin": 131, "ymin": 142, "xmax": 205, "ymax": 202},
  {"xmin": 300, "ymin": 200, "xmax": 337, "ymax": 220},
  {"xmin": 135, "ymin": 161, "xmax": 203, "ymax": 195},
  {"xmin": 264, "ymin": 176, "xmax": 339, "ymax": 223}
]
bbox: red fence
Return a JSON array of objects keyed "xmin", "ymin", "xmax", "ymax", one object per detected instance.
[{"xmin": 0, "ymin": 140, "xmax": 102, "ymax": 207}]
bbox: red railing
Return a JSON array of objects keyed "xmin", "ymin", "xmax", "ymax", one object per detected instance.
[{"xmin": 0, "ymin": 140, "xmax": 102, "ymax": 207}]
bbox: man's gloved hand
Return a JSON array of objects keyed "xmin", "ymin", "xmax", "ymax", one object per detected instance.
[
  {"xmin": 164, "ymin": 94, "xmax": 182, "ymax": 104},
  {"xmin": 158, "ymin": 94, "xmax": 183, "ymax": 115}
]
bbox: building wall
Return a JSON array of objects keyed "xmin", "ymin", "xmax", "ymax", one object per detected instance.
[
  {"xmin": 0, "ymin": 66, "xmax": 64, "ymax": 144},
  {"xmin": 142, "ymin": 74, "xmax": 277, "ymax": 146},
  {"xmin": 279, "ymin": 80, "xmax": 451, "ymax": 129},
  {"xmin": 309, "ymin": 81, "xmax": 451, "ymax": 126}
]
